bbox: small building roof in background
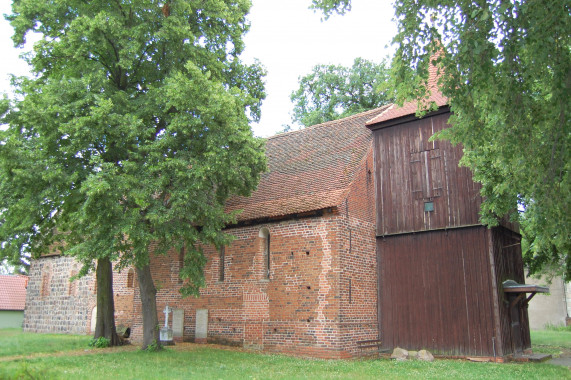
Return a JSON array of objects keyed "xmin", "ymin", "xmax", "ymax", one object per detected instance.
[
  {"xmin": 0, "ymin": 274, "xmax": 28, "ymax": 311},
  {"xmin": 226, "ymin": 105, "xmax": 390, "ymax": 222}
]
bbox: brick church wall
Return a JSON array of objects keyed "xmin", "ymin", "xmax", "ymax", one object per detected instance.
[
  {"xmin": 110, "ymin": 267, "xmax": 135, "ymax": 331},
  {"xmin": 131, "ymin": 213, "xmax": 351, "ymax": 357},
  {"xmin": 130, "ymin": 149, "xmax": 378, "ymax": 358},
  {"xmin": 338, "ymin": 147, "xmax": 378, "ymax": 355}
]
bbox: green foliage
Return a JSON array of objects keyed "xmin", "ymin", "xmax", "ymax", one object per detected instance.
[
  {"xmin": 313, "ymin": 0, "xmax": 571, "ymax": 280},
  {"xmin": 88, "ymin": 336, "xmax": 110, "ymax": 349},
  {"xmin": 144, "ymin": 339, "xmax": 162, "ymax": 352},
  {"xmin": 0, "ymin": 0, "xmax": 267, "ymax": 295},
  {"xmin": 290, "ymin": 57, "xmax": 393, "ymax": 127},
  {"xmin": 309, "ymin": 0, "xmax": 351, "ymax": 19}
]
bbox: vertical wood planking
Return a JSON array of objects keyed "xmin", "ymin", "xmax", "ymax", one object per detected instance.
[
  {"xmin": 374, "ymin": 112, "xmax": 482, "ymax": 236},
  {"xmin": 377, "ymin": 227, "xmax": 500, "ymax": 356},
  {"xmin": 371, "ymin": 110, "xmax": 524, "ymax": 357},
  {"xmin": 489, "ymin": 226, "xmax": 528, "ymax": 355}
]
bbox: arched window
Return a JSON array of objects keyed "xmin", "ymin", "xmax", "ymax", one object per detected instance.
[
  {"xmin": 259, "ymin": 227, "xmax": 270, "ymax": 279},
  {"xmin": 126, "ymin": 268, "xmax": 134, "ymax": 288}
]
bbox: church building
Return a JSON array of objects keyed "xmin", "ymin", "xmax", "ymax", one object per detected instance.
[{"xmin": 24, "ymin": 61, "xmax": 538, "ymax": 360}]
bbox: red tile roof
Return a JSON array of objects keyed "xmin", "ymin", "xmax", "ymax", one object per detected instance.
[
  {"xmin": 226, "ymin": 106, "xmax": 390, "ymax": 222},
  {"xmin": 0, "ymin": 275, "xmax": 28, "ymax": 311},
  {"xmin": 366, "ymin": 55, "xmax": 448, "ymax": 126}
]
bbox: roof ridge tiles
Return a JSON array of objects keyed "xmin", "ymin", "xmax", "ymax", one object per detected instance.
[
  {"xmin": 267, "ymin": 104, "xmax": 392, "ymax": 141},
  {"xmin": 366, "ymin": 52, "xmax": 448, "ymax": 126}
]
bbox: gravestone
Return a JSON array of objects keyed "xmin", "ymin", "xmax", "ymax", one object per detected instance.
[
  {"xmin": 159, "ymin": 305, "xmax": 174, "ymax": 345},
  {"xmin": 172, "ymin": 308, "xmax": 184, "ymax": 342},
  {"xmin": 90, "ymin": 306, "xmax": 97, "ymax": 333},
  {"xmin": 195, "ymin": 309, "xmax": 208, "ymax": 343}
]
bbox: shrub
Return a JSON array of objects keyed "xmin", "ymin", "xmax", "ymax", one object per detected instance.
[
  {"xmin": 145, "ymin": 340, "xmax": 161, "ymax": 352},
  {"xmin": 88, "ymin": 337, "xmax": 110, "ymax": 348}
]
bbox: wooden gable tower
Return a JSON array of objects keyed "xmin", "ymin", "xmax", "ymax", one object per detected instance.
[{"xmin": 365, "ymin": 61, "xmax": 533, "ymax": 359}]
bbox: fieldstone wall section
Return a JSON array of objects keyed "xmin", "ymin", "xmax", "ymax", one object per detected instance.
[
  {"xmin": 24, "ymin": 255, "xmax": 134, "ymax": 335},
  {"xmin": 24, "ymin": 255, "xmax": 95, "ymax": 334}
]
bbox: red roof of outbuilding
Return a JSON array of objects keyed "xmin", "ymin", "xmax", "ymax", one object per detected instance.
[
  {"xmin": 0, "ymin": 274, "xmax": 28, "ymax": 311},
  {"xmin": 226, "ymin": 105, "xmax": 390, "ymax": 222},
  {"xmin": 366, "ymin": 56, "xmax": 448, "ymax": 126}
]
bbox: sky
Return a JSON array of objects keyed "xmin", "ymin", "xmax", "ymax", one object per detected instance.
[{"xmin": 0, "ymin": 0, "xmax": 397, "ymax": 137}]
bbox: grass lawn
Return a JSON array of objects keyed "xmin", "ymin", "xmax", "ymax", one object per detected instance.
[
  {"xmin": 1, "ymin": 329, "xmax": 569, "ymax": 380},
  {"xmin": 0, "ymin": 328, "xmax": 91, "ymax": 357},
  {"xmin": 530, "ymin": 328, "xmax": 571, "ymax": 357}
]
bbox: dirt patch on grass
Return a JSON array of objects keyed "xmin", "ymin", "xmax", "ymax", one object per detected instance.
[
  {"xmin": 168, "ymin": 342, "xmax": 250, "ymax": 353},
  {"xmin": 0, "ymin": 344, "xmax": 140, "ymax": 363}
]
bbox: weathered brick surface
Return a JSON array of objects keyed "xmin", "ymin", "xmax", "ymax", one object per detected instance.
[
  {"xmin": 129, "ymin": 148, "xmax": 378, "ymax": 358},
  {"xmin": 24, "ymin": 255, "xmax": 134, "ymax": 334},
  {"xmin": 338, "ymin": 146, "xmax": 378, "ymax": 355}
]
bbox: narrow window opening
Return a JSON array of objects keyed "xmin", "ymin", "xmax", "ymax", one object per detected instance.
[
  {"xmin": 259, "ymin": 228, "xmax": 270, "ymax": 279},
  {"xmin": 41, "ymin": 267, "xmax": 51, "ymax": 297},
  {"xmin": 178, "ymin": 246, "xmax": 185, "ymax": 284},
  {"xmin": 219, "ymin": 246, "xmax": 225, "ymax": 282},
  {"xmin": 126, "ymin": 268, "xmax": 134, "ymax": 288},
  {"xmin": 68, "ymin": 270, "xmax": 78, "ymax": 296},
  {"xmin": 266, "ymin": 233, "xmax": 271, "ymax": 279}
]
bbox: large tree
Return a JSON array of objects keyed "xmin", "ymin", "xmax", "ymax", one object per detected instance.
[
  {"xmin": 290, "ymin": 57, "xmax": 393, "ymax": 127},
  {"xmin": 0, "ymin": 0, "xmax": 266, "ymax": 349},
  {"xmin": 312, "ymin": 0, "xmax": 570, "ymax": 279}
]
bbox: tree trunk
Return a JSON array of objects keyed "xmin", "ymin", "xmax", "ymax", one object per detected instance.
[
  {"xmin": 94, "ymin": 257, "xmax": 119, "ymax": 346},
  {"xmin": 136, "ymin": 264, "xmax": 161, "ymax": 350}
]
